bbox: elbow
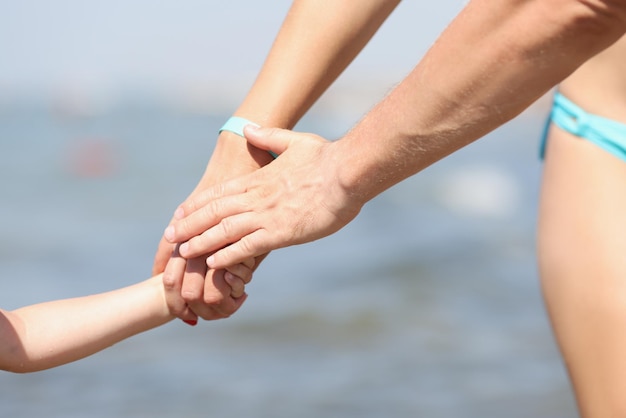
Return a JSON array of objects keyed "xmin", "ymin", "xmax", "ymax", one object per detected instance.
[
  {"xmin": 3, "ymin": 368, "xmax": 31, "ymax": 375},
  {"xmin": 1, "ymin": 361, "xmax": 31, "ymax": 374},
  {"xmin": 0, "ymin": 355, "xmax": 38, "ymax": 374},
  {"xmin": 0, "ymin": 312, "xmax": 39, "ymax": 373},
  {"xmin": 0, "ymin": 347, "xmax": 43, "ymax": 374}
]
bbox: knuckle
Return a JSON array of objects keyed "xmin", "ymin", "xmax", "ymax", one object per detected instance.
[
  {"xmin": 185, "ymin": 235, "xmax": 210, "ymax": 257},
  {"xmin": 176, "ymin": 217, "xmax": 191, "ymax": 237},
  {"xmin": 219, "ymin": 217, "xmax": 237, "ymax": 241},
  {"xmin": 204, "ymin": 199, "xmax": 222, "ymax": 220},
  {"xmin": 162, "ymin": 272, "xmax": 176, "ymax": 289},
  {"xmin": 214, "ymin": 182, "xmax": 227, "ymax": 199},
  {"xmin": 266, "ymin": 127, "xmax": 282, "ymax": 138},
  {"xmin": 203, "ymin": 291, "xmax": 224, "ymax": 306},
  {"xmin": 237, "ymin": 269, "xmax": 252, "ymax": 284},
  {"xmin": 239, "ymin": 272, "xmax": 252, "ymax": 285},
  {"xmin": 237, "ymin": 236, "xmax": 256, "ymax": 258},
  {"xmin": 182, "ymin": 200, "xmax": 195, "ymax": 215},
  {"xmin": 242, "ymin": 257, "xmax": 255, "ymax": 269},
  {"xmin": 201, "ymin": 183, "xmax": 222, "ymax": 202},
  {"xmin": 227, "ymin": 271, "xmax": 249, "ymax": 287},
  {"xmin": 170, "ymin": 304, "xmax": 186, "ymax": 318},
  {"xmin": 181, "ymin": 290, "xmax": 201, "ymax": 304}
]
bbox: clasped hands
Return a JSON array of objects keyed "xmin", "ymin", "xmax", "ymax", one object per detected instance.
[{"xmin": 156, "ymin": 126, "xmax": 362, "ymax": 325}]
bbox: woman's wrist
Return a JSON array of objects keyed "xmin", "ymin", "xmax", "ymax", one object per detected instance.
[
  {"xmin": 201, "ymin": 132, "xmax": 273, "ymax": 187},
  {"xmin": 220, "ymin": 132, "xmax": 274, "ymax": 167},
  {"xmin": 220, "ymin": 117, "xmax": 278, "ymax": 159}
]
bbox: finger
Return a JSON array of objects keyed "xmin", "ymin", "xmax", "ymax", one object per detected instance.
[
  {"xmin": 181, "ymin": 256, "xmax": 208, "ymax": 305},
  {"xmin": 165, "ymin": 191, "xmax": 255, "ymax": 244},
  {"xmin": 163, "ymin": 176, "xmax": 255, "ymax": 243},
  {"xmin": 224, "ymin": 273, "xmax": 246, "ymax": 299},
  {"xmin": 203, "ymin": 269, "xmax": 241, "ymax": 314},
  {"xmin": 243, "ymin": 126, "xmax": 295, "ymax": 157},
  {"xmin": 253, "ymin": 253, "xmax": 270, "ymax": 272},
  {"xmin": 181, "ymin": 181, "xmax": 237, "ymax": 216},
  {"xmin": 178, "ymin": 211, "xmax": 261, "ymax": 259},
  {"xmin": 162, "ymin": 245, "xmax": 198, "ymax": 323},
  {"xmin": 242, "ymin": 257, "xmax": 255, "ymax": 269},
  {"xmin": 207, "ymin": 229, "xmax": 276, "ymax": 270},
  {"xmin": 153, "ymin": 236, "xmax": 175, "ymax": 275},
  {"xmin": 186, "ymin": 269, "xmax": 245, "ymax": 320},
  {"xmin": 224, "ymin": 258, "xmax": 255, "ymax": 284}
]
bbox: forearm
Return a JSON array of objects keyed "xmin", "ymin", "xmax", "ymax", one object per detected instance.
[
  {"xmin": 336, "ymin": 0, "xmax": 626, "ymax": 205},
  {"xmin": 156, "ymin": 1, "xmax": 402, "ymax": 283},
  {"xmin": 236, "ymin": 0, "xmax": 400, "ymax": 127},
  {"xmin": 161, "ymin": 0, "xmax": 626, "ymax": 269},
  {"xmin": 210, "ymin": 0, "xmax": 401, "ymax": 172},
  {"xmin": 1, "ymin": 276, "xmax": 172, "ymax": 373}
]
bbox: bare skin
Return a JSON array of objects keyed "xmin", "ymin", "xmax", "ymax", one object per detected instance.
[
  {"xmin": 160, "ymin": 1, "xmax": 626, "ymax": 415},
  {"xmin": 538, "ymin": 35, "xmax": 626, "ymax": 417},
  {"xmin": 165, "ymin": 0, "xmax": 626, "ymax": 269},
  {"xmin": 0, "ymin": 270, "xmax": 243, "ymax": 373},
  {"xmin": 154, "ymin": 0, "xmax": 402, "ymax": 319}
]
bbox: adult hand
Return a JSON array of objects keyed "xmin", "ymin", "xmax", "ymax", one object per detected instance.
[
  {"xmin": 152, "ymin": 132, "xmax": 273, "ymax": 275},
  {"xmin": 154, "ymin": 132, "xmax": 273, "ymax": 321},
  {"xmin": 163, "ymin": 126, "xmax": 363, "ymax": 269}
]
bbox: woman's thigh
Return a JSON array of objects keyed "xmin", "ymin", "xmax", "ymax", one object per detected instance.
[{"xmin": 538, "ymin": 122, "xmax": 626, "ymax": 417}]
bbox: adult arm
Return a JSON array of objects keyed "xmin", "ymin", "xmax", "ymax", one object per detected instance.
[
  {"xmin": 156, "ymin": 0, "xmax": 401, "ymax": 319},
  {"xmin": 165, "ymin": 0, "xmax": 626, "ymax": 268},
  {"xmin": 152, "ymin": 0, "xmax": 400, "ymax": 273}
]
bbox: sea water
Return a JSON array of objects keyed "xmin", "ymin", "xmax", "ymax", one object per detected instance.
[{"xmin": 0, "ymin": 99, "xmax": 578, "ymax": 417}]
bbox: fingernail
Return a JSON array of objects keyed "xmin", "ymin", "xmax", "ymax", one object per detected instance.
[
  {"xmin": 173, "ymin": 206, "xmax": 184, "ymax": 220},
  {"xmin": 164, "ymin": 225, "xmax": 175, "ymax": 242},
  {"xmin": 206, "ymin": 255, "xmax": 215, "ymax": 267},
  {"xmin": 179, "ymin": 242, "xmax": 189, "ymax": 256},
  {"xmin": 183, "ymin": 319, "xmax": 197, "ymax": 326}
]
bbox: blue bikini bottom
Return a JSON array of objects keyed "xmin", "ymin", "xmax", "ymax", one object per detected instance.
[{"xmin": 540, "ymin": 92, "xmax": 626, "ymax": 162}]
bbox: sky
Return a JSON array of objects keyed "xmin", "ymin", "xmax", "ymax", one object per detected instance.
[{"xmin": 0, "ymin": 1, "xmax": 464, "ymax": 105}]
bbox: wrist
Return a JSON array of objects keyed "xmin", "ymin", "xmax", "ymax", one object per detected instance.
[
  {"xmin": 215, "ymin": 131, "xmax": 274, "ymax": 168},
  {"xmin": 148, "ymin": 275, "xmax": 176, "ymax": 321},
  {"xmin": 323, "ymin": 139, "xmax": 369, "ymax": 219},
  {"xmin": 198, "ymin": 131, "xmax": 273, "ymax": 189},
  {"xmin": 331, "ymin": 136, "xmax": 377, "ymax": 209},
  {"xmin": 219, "ymin": 116, "xmax": 278, "ymax": 159}
]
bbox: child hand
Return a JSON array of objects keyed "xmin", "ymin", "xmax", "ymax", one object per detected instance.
[{"xmin": 162, "ymin": 245, "xmax": 255, "ymax": 324}]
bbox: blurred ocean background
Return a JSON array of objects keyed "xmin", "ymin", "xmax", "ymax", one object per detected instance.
[{"xmin": 0, "ymin": 1, "xmax": 578, "ymax": 417}]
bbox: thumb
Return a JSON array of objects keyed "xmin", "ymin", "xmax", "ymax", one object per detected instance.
[
  {"xmin": 243, "ymin": 125, "xmax": 295, "ymax": 158},
  {"xmin": 152, "ymin": 236, "xmax": 175, "ymax": 275}
]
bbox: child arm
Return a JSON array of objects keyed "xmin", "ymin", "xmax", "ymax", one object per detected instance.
[{"xmin": 0, "ymin": 274, "xmax": 173, "ymax": 373}]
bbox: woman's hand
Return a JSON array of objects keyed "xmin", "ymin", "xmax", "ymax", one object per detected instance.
[{"xmin": 164, "ymin": 126, "xmax": 362, "ymax": 269}]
